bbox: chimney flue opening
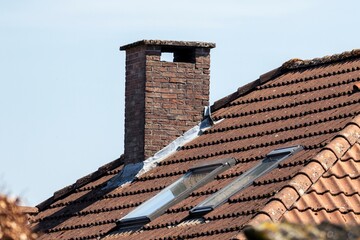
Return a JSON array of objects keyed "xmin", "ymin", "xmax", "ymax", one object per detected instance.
[
  {"xmin": 160, "ymin": 47, "xmax": 196, "ymax": 63},
  {"xmin": 160, "ymin": 52, "xmax": 174, "ymax": 62}
]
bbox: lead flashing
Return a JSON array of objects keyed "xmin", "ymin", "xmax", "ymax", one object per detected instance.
[{"xmin": 103, "ymin": 116, "xmax": 222, "ymax": 190}]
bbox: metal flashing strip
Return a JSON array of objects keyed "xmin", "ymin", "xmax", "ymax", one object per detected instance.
[
  {"xmin": 104, "ymin": 114, "xmax": 222, "ymax": 190},
  {"xmin": 139, "ymin": 106, "xmax": 218, "ymax": 176},
  {"xmin": 266, "ymin": 145, "xmax": 302, "ymax": 157},
  {"xmin": 190, "ymin": 145, "xmax": 303, "ymax": 216},
  {"xmin": 118, "ymin": 216, "xmax": 150, "ymax": 228}
]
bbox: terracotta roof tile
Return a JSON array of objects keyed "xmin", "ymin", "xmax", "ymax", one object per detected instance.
[
  {"xmin": 354, "ymin": 82, "xmax": 360, "ymax": 91},
  {"xmin": 324, "ymin": 136, "xmax": 351, "ymax": 158},
  {"xmin": 281, "ymin": 141, "xmax": 360, "ymax": 226},
  {"xmin": 338, "ymin": 123, "xmax": 360, "ymax": 145},
  {"xmin": 256, "ymin": 200, "xmax": 287, "ymax": 222},
  {"xmin": 295, "ymin": 161, "xmax": 325, "ymax": 183},
  {"xmin": 245, "ymin": 213, "xmax": 272, "ymax": 227},
  {"xmin": 309, "ymin": 176, "xmax": 360, "ymax": 195},
  {"xmin": 311, "ymin": 149, "xmax": 338, "ymax": 171},
  {"xmin": 293, "ymin": 192, "xmax": 360, "ymax": 213},
  {"xmin": 271, "ymin": 187, "xmax": 300, "ymax": 209},
  {"xmin": 323, "ymin": 157, "xmax": 360, "ymax": 178},
  {"xmin": 283, "ymin": 209, "xmax": 360, "ymax": 225},
  {"xmin": 32, "ymin": 50, "xmax": 360, "ymax": 239},
  {"xmin": 286, "ymin": 173, "xmax": 313, "ymax": 197},
  {"xmin": 203, "ymin": 199, "xmax": 267, "ymax": 220},
  {"xmin": 343, "ymin": 142, "xmax": 360, "ymax": 160}
]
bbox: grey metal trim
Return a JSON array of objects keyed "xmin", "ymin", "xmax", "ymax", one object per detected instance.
[
  {"xmin": 267, "ymin": 145, "xmax": 303, "ymax": 157},
  {"xmin": 117, "ymin": 158, "xmax": 236, "ymax": 228},
  {"xmin": 190, "ymin": 146, "xmax": 303, "ymax": 216}
]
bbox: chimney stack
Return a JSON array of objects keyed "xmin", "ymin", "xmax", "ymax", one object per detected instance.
[{"xmin": 120, "ymin": 40, "xmax": 215, "ymax": 164}]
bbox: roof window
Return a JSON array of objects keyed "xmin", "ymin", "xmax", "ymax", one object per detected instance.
[
  {"xmin": 190, "ymin": 145, "xmax": 303, "ymax": 216},
  {"xmin": 117, "ymin": 158, "xmax": 236, "ymax": 228}
]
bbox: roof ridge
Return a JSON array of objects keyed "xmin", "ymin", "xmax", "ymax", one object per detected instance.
[
  {"xmin": 211, "ymin": 68, "xmax": 279, "ymax": 112},
  {"xmin": 211, "ymin": 49, "xmax": 360, "ymax": 113},
  {"xmin": 238, "ymin": 114, "xmax": 360, "ymax": 232},
  {"xmin": 281, "ymin": 49, "xmax": 360, "ymax": 70},
  {"xmin": 36, "ymin": 156, "xmax": 124, "ymax": 211}
]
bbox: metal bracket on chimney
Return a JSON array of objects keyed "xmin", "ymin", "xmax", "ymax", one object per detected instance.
[{"xmin": 200, "ymin": 106, "xmax": 214, "ymax": 131}]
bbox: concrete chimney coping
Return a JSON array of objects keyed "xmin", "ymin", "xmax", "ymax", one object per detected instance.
[{"xmin": 120, "ymin": 40, "xmax": 216, "ymax": 51}]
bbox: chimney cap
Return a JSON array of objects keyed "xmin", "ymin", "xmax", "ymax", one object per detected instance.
[{"xmin": 120, "ymin": 39, "xmax": 216, "ymax": 51}]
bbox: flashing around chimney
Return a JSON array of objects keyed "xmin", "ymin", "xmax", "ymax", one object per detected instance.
[
  {"xmin": 200, "ymin": 106, "xmax": 214, "ymax": 130},
  {"xmin": 103, "ymin": 115, "xmax": 222, "ymax": 191}
]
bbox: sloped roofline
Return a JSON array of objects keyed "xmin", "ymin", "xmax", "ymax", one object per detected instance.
[
  {"xmin": 211, "ymin": 49, "xmax": 360, "ymax": 113},
  {"xmin": 237, "ymin": 114, "xmax": 360, "ymax": 239},
  {"xmin": 34, "ymin": 48, "xmax": 360, "ymax": 213},
  {"xmin": 36, "ymin": 156, "xmax": 124, "ymax": 211}
]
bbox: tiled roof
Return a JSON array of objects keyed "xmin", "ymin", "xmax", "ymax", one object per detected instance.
[
  {"xmin": 30, "ymin": 50, "xmax": 360, "ymax": 240},
  {"xmin": 282, "ymin": 141, "xmax": 360, "ymax": 225}
]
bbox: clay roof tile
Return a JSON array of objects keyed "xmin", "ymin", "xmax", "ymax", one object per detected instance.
[{"xmin": 32, "ymin": 48, "xmax": 360, "ymax": 240}]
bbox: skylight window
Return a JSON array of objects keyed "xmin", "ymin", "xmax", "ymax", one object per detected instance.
[
  {"xmin": 190, "ymin": 145, "xmax": 303, "ymax": 216},
  {"xmin": 117, "ymin": 158, "xmax": 236, "ymax": 227}
]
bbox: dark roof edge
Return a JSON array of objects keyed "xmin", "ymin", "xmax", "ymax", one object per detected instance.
[
  {"xmin": 210, "ymin": 78, "xmax": 259, "ymax": 113},
  {"xmin": 211, "ymin": 49, "xmax": 360, "ymax": 113},
  {"xmin": 211, "ymin": 67, "xmax": 282, "ymax": 112},
  {"xmin": 120, "ymin": 40, "xmax": 216, "ymax": 51},
  {"xmin": 36, "ymin": 155, "xmax": 125, "ymax": 211}
]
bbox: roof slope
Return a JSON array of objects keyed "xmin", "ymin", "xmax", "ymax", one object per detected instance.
[
  {"xmin": 30, "ymin": 50, "xmax": 360, "ymax": 240},
  {"xmin": 282, "ymin": 137, "xmax": 360, "ymax": 224}
]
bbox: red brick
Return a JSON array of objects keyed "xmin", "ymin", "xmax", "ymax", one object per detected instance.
[{"xmin": 123, "ymin": 41, "xmax": 212, "ymax": 163}]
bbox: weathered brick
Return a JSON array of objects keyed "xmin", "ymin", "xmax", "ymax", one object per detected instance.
[
  {"xmin": 121, "ymin": 40, "xmax": 214, "ymax": 164},
  {"xmin": 169, "ymin": 78, "xmax": 187, "ymax": 84}
]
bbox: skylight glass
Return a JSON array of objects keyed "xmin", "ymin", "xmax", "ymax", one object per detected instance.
[
  {"xmin": 190, "ymin": 145, "xmax": 303, "ymax": 215},
  {"xmin": 118, "ymin": 158, "xmax": 236, "ymax": 227}
]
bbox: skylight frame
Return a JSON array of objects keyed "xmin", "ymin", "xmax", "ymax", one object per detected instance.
[
  {"xmin": 190, "ymin": 145, "xmax": 303, "ymax": 216},
  {"xmin": 117, "ymin": 157, "xmax": 236, "ymax": 228}
]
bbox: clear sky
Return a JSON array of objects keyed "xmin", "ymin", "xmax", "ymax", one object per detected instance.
[{"xmin": 1, "ymin": 0, "xmax": 359, "ymax": 206}]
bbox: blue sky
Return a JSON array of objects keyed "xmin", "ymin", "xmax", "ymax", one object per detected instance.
[{"xmin": 1, "ymin": 0, "xmax": 359, "ymax": 206}]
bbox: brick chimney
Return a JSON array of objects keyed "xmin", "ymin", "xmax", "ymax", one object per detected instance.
[{"xmin": 120, "ymin": 40, "xmax": 215, "ymax": 164}]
